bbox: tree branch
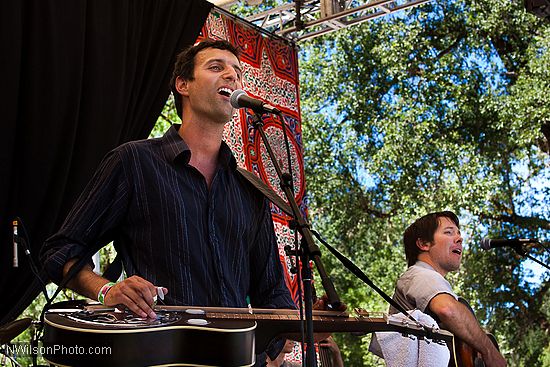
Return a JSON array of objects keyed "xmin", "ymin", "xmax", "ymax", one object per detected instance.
[
  {"xmin": 436, "ymin": 31, "xmax": 466, "ymax": 60},
  {"xmin": 479, "ymin": 212, "xmax": 550, "ymax": 230},
  {"xmin": 334, "ymin": 154, "xmax": 394, "ymax": 219},
  {"xmin": 160, "ymin": 112, "xmax": 176, "ymax": 126}
]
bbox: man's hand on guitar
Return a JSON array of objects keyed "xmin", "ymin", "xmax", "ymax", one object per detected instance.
[
  {"xmin": 482, "ymin": 346, "xmax": 507, "ymax": 367},
  {"xmin": 313, "ymin": 294, "xmax": 347, "ymax": 312},
  {"xmin": 104, "ymin": 276, "xmax": 168, "ymax": 319}
]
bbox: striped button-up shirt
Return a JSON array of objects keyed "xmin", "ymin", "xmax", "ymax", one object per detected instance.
[{"xmin": 41, "ymin": 125, "xmax": 294, "ymax": 309}]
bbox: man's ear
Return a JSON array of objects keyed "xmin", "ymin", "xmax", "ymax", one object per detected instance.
[
  {"xmin": 416, "ymin": 239, "xmax": 430, "ymax": 251},
  {"xmin": 175, "ymin": 76, "xmax": 189, "ymax": 97}
]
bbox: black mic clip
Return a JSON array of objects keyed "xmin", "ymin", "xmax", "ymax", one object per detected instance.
[{"xmin": 280, "ymin": 172, "xmax": 294, "ymax": 191}]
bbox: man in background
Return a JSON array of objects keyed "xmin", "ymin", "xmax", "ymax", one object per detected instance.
[{"xmin": 391, "ymin": 211, "xmax": 506, "ymax": 367}]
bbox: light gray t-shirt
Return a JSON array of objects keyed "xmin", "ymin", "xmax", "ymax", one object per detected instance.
[{"xmin": 390, "ymin": 260, "xmax": 458, "ymax": 315}]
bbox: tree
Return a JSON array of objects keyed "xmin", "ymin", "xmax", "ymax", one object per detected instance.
[{"xmin": 297, "ymin": 0, "xmax": 550, "ymax": 365}]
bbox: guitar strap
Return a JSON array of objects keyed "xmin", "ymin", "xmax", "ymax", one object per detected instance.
[{"xmin": 236, "ymin": 167, "xmax": 293, "ymax": 216}]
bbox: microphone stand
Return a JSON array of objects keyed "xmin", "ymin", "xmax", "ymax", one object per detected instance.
[
  {"xmin": 250, "ymin": 111, "xmax": 340, "ymax": 367},
  {"xmin": 513, "ymin": 243, "xmax": 550, "ymax": 271}
]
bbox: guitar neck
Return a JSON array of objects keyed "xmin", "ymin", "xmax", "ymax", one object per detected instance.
[
  {"xmin": 156, "ymin": 305, "xmax": 352, "ymax": 318},
  {"xmin": 154, "ymin": 305, "xmax": 393, "ymax": 351},
  {"xmin": 151, "ymin": 305, "xmax": 451, "ymax": 347},
  {"xmin": 85, "ymin": 304, "xmax": 446, "ymax": 337}
]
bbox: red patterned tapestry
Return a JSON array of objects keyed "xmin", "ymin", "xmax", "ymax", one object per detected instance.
[{"xmin": 198, "ymin": 10, "xmax": 305, "ymax": 310}]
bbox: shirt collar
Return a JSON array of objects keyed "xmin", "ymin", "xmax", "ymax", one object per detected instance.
[
  {"xmin": 414, "ymin": 260, "xmax": 436, "ymax": 272},
  {"xmin": 161, "ymin": 124, "xmax": 237, "ymax": 170}
]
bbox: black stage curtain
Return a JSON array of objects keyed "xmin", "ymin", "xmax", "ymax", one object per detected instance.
[{"xmin": 0, "ymin": 0, "xmax": 212, "ymax": 324}]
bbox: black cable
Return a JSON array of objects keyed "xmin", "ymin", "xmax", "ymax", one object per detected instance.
[{"xmin": 12, "ymin": 217, "xmax": 54, "ymax": 366}]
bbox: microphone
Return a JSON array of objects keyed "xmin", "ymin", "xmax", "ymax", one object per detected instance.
[
  {"xmin": 230, "ymin": 89, "xmax": 281, "ymax": 115},
  {"xmin": 480, "ymin": 237, "xmax": 538, "ymax": 251},
  {"xmin": 13, "ymin": 219, "xmax": 18, "ymax": 267}
]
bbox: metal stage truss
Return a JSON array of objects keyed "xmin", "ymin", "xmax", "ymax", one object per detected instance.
[{"xmin": 211, "ymin": 0, "xmax": 431, "ymax": 41}]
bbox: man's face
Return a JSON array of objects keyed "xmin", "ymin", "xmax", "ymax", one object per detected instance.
[
  {"xmin": 421, "ymin": 217, "xmax": 463, "ymax": 276},
  {"xmin": 180, "ymin": 47, "xmax": 243, "ymax": 124}
]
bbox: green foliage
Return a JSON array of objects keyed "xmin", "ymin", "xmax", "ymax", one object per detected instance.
[
  {"xmin": 541, "ymin": 342, "xmax": 550, "ymax": 367},
  {"xmin": 297, "ymin": 0, "xmax": 550, "ymax": 364},
  {"xmin": 228, "ymin": 0, "xmax": 285, "ymax": 18},
  {"xmin": 150, "ymin": 94, "xmax": 178, "ymax": 138}
]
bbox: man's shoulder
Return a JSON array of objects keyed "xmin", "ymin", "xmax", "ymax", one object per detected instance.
[
  {"xmin": 398, "ymin": 262, "xmax": 446, "ymax": 286},
  {"xmin": 399, "ymin": 262, "xmax": 456, "ymax": 295},
  {"xmin": 118, "ymin": 136, "xmax": 162, "ymax": 151},
  {"xmin": 110, "ymin": 137, "xmax": 164, "ymax": 160},
  {"xmin": 395, "ymin": 262, "xmax": 457, "ymax": 312},
  {"xmin": 402, "ymin": 262, "xmax": 438, "ymax": 277}
]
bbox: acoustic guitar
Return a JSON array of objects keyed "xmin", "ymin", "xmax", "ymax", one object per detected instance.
[
  {"xmin": 42, "ymin": 300, "xmax": 452, "ymax": 367},
  {"xmin": 447, "ymin": 298, "xmax": 501, "ymax": 367}
]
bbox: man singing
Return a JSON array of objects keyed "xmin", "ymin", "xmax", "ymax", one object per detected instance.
[{"xmin": 41, "ymin": 39, "xmax": 294, "ymax": 364}]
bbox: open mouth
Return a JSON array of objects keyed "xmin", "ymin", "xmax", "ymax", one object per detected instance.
[
  {"xmin": 218, "ymin": 87, "xmax": 233, "ymax": 97},
  {"xmin": 452, "ymin": 249, "xmax": 462, "ymax": 255}
]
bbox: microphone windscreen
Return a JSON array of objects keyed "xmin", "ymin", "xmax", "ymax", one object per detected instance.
[
  {"xmin": 230, "ymin": 89, "xmax": 246, "ymax": 109},
  {"xmin": 480, "ymin": 238, "xmax": 491, "ymax": 251}
]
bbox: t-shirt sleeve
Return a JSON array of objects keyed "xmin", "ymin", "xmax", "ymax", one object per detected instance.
[{"xmin": 398, "ymin": 268, "xmax": 458, "ymax": 313}]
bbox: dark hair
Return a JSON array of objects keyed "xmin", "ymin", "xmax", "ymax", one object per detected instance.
[
  {"xmin": 170, "ymin": 39, "xmax": 241, "ymax": 119},
  {"xmin": 403, "ymin": 211, "xmax": 459, "ymax": 267}
]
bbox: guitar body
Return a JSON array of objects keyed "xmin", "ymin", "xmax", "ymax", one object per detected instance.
[
  {"xmin": 449, "ymin": 333, "xmax": 499, "ymax": 367},
  {"xmin": 43, "ymin": 309, "xmax": 256, "ymax": 367},
  {"xmin": 43, "ymin": 301, "xmax": 257, "ymax": 367},
  {"xmin": 447, "ymin": 298, "xmax": 499, "ymax": 367},
  {"xmin": 449, "ymin": 337, "xmax": 483, "ymax": 367}
]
